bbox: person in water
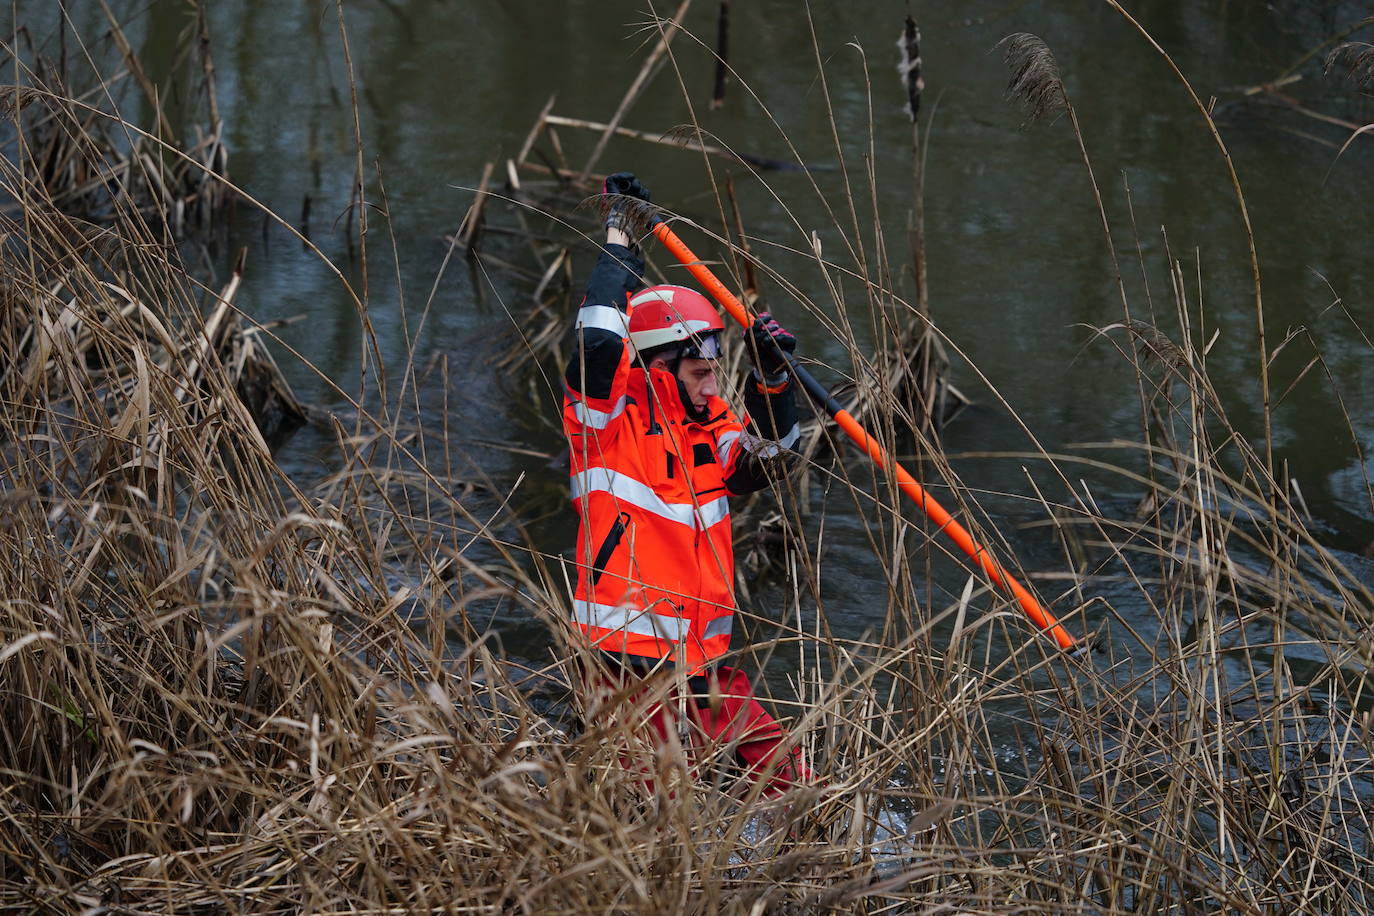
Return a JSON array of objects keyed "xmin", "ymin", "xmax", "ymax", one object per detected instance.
[{"xmin": 562, "ymin": 171, "xmax": 811, "ymax": 796}]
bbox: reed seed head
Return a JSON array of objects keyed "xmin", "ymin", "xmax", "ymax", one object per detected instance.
[
  {"xmin": 999, "ymin": 32, "xmax": 1067, "ymax": 122},
  {"xmin": 1325, "ymin": 41, "xmax": 1374, "ymax": 89},
  {"xmin": 0, "ymin": 86, "xmax": 40, "ymax": 116}
]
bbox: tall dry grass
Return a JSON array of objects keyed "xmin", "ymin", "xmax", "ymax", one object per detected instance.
[{"xmin": 1, "ymin": 4, "xmax": 1373, "ymax": 914}]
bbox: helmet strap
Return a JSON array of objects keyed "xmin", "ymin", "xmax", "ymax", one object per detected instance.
[
  {"xmin": 675, "ymin": 377, "xmax": 706, "ymax": 422},
  {"xmin": 671, "ymin": 360, "xmax": 711, "ymax": 423},
  {"xmin": 639, "ymin": 346, "xmax": 709, "ymax": 422}
]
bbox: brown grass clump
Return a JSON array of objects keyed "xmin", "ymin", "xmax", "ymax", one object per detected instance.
[{"xmin": 1, "ymin": 5, "xmax": 1373, "ymax": 915}]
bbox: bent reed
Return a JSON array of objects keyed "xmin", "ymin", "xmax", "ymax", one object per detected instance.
[{"xmin": 3, "ymin": 6, "xmax": 1374, "ymax": 914}]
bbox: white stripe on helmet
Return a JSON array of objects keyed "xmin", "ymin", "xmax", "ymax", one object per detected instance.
[{"xmin": 629, "ymin": 288, "xmax": 676, "ymax": 306}]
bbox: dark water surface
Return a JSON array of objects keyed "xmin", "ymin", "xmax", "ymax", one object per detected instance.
[{"xmin": 27, "ymin": 1, "xmax": 1374, "ymax": 679}]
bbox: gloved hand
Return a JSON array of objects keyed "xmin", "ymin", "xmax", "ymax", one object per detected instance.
[
  {"xmin": 602, "ymin": 171, "xmax": 651, "ymax": 234},
  {"xmin": 737, "ymin": 433, "xmax": 803, "ymax": 481},
  {"xmin": 746, "ymin": 311, "xmax": 796, "ymax": 377}
]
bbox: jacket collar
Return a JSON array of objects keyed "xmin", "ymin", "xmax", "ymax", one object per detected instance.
[{"xmin": 628, "ymin": 366, "xmax": 731, "ymax": 430}]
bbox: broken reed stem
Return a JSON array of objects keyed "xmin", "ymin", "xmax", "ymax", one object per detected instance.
[
  {"xmin": 710, "ymin": 0, "xmax": 731, "ymax": 109},
  {"xmin": 457, "ymin": 160, "xmax": 495, "ymax": 252},
  {"xmin": 899, "ymin": 14, "xmax": 928, "ymax": 314},
  {"xmin": 95, "ymin": 0, "xmax": 177, "ymax": 143},
  {"xmin": 724, "ymin": 173, "xmax": 758, "ymax": 301},
  {"xmin": 549, "ymin": 113, "xmax": 764, "ymax": 169}
]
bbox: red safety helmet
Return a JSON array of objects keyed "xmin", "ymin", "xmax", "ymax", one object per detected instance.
[{"xmin": 627, "ymin": 285, "xmax": 724, "ymax": 360}]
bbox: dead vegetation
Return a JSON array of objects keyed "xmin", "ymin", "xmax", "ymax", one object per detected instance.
[
  {"xmin": 0, "ymin": 4, "xmax": 1372, "ymax": 914},
  {"xmin": 3, "ymin": 4, "xmax": 229, "ymax": 240}
]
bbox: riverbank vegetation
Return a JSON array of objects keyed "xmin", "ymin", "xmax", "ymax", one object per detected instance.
[{"xmin": 2, "ymin": 4, "xmax": 1373, "ymax": 913}]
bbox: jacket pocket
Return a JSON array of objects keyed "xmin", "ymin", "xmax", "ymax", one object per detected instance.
[{"xmin": 589, "ymin": 512, "xmax": 631, "ymax": 588}]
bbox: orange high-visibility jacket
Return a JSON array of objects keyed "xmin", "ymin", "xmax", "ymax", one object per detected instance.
[{"xmin": 563, "ymin": 245, "xmax": 799, "ymax": 674}]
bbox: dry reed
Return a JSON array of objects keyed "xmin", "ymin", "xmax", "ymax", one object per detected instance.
[{"xmin": 1, "ymin": 5, "xmax": 1372, "ymax": 915}]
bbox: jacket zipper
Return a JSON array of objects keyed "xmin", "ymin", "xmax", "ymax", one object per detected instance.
[
  {"xmin": 589, "ymin": 512, "xmax": 631, "ymax": 587},
  {"xmin": 646, "ymin": 386, "xmax": 662, "ymax": 435}
]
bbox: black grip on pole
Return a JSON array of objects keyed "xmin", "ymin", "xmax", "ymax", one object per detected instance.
[{"xmin": 785, "ymin": 354, "xmax": 845, "ymax": 417}]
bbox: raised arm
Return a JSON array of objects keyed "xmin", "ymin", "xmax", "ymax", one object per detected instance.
[{"xmin": 563, "ymin": 174, "xmax": 651, "ymax": 437}]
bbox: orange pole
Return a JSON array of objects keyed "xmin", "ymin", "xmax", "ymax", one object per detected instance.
[{"xmin": 650, "ymin": 220, "xmax": 1079, "ymax": 652}]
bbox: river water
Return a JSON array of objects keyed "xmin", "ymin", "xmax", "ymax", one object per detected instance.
[{"xmin": 28, "ymin": 1, "xmax": 1374, "ymax": 677}]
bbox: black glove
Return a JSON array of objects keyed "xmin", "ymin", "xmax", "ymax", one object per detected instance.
[
  {"xmin": 737, "ymin": 433, "xmax": 803, "ymax": 482},
  {"xmin": 602, "ymin": 171, "xmax": 651, "ymax": 234},
  {"xmin": 746, "ymin": 311, "xmax": 796, "ymax": 377}
]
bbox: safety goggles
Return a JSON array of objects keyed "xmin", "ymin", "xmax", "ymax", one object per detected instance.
[{"xmin": 680, "ymin": 331, "xmax": 722, "ymax": 360}]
